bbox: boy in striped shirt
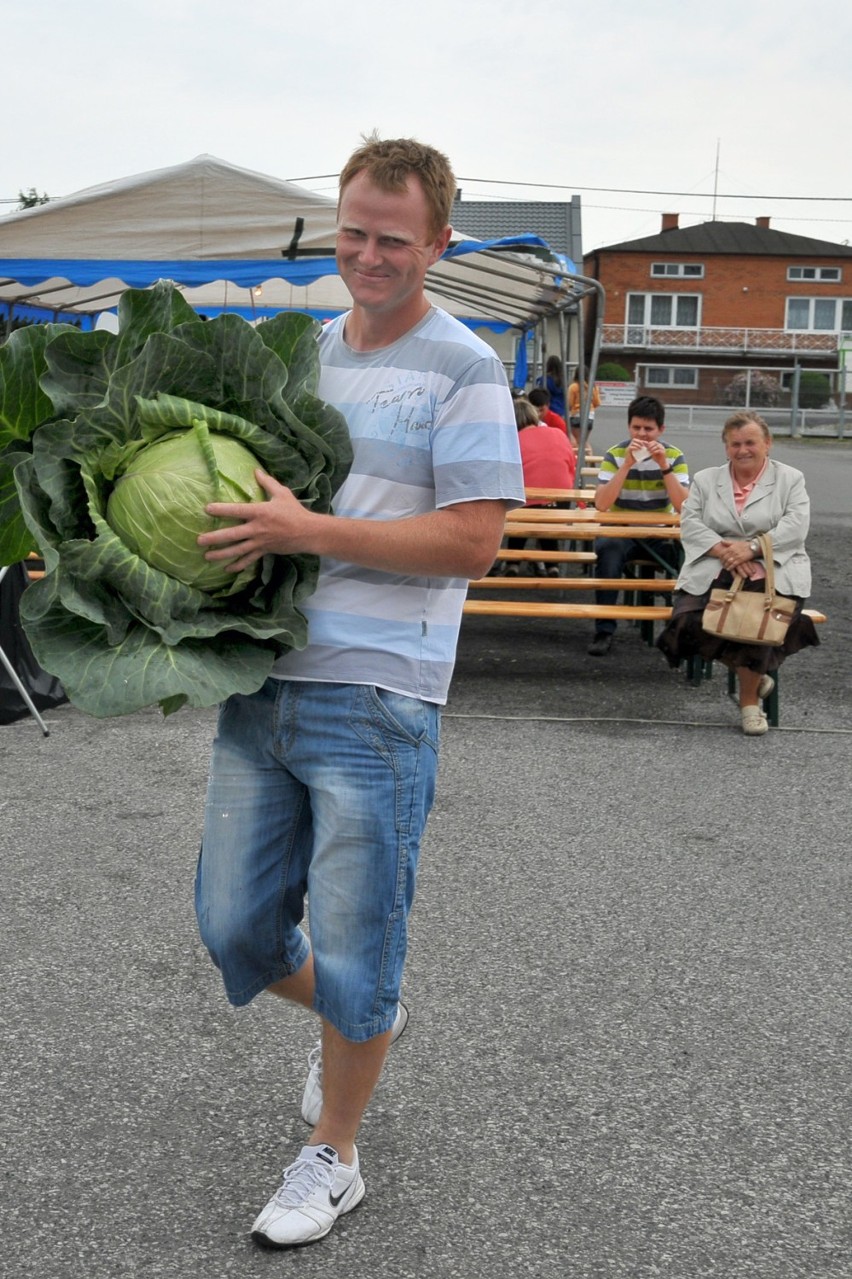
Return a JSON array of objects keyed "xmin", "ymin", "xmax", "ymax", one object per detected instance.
[{"xmin": 587, "ymin": 395, "xmax": 689, "ymax": 655}]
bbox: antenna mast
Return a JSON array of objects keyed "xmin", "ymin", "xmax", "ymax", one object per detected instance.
[{"xmin": 712, "ymin": 139, "xmax": 720, "ymax": 221}]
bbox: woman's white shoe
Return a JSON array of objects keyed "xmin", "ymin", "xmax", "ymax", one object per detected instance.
[{"xmin": 741, "ymin": 705, "xmax": 769, "ymax": 736}]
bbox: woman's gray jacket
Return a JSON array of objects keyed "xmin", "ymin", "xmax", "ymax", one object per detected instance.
[{"xmin": 675, "ymin": 458, "xmax": 812, "ymax": 598}]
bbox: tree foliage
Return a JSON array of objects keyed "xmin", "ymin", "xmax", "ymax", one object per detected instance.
[{"xmin": 17, "ymin": 188, "xmax": 50, "ymax": 209}]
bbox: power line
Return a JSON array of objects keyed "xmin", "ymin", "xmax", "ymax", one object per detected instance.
[
  {"xmin": 455, "ymin": 189, "xmax": 852, "ymax": 223},
  {"xmin": 5, "ymin": 178, "xmax": 849, "ymax": 206},
  {"xmin": 283, "ymin": 174, "xmax": 852, "ymax": 204},
  {"xmin": 454, "ymin": 178, "xmax": 852, "ymax": 203}
]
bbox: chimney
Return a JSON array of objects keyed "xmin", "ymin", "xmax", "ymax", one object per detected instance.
[
  {"xmin": 756, "ymin": 216, "xmax": 771, "ymax": 229},
  {"xmin": 661, "ymin": 213, "xmax": 679, "ymax": 232}
]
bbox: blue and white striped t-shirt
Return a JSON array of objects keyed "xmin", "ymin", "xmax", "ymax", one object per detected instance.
[{"xmin": 271, "ymin": 307, "xmax": 525, "ymax": 703}]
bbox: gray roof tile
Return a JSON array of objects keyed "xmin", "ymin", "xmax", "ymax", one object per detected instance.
[
  {"xmin": 451, "ymin": 199, "xmax": 580, "ymax": 260},
  {"xmin": 597, "ymin": 220, "xmax": 852, "ymax": 257}
]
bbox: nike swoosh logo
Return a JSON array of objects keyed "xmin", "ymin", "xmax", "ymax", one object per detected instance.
[{"xmin": 329, "ymin": 1187, "xmax": 350, "ymax": 1208}]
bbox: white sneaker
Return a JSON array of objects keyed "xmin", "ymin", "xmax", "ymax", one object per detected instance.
[
  {"xmin": 300, "ymin": 1002, "xmax": 409, "ymax": 1127},
  {"xmin": 758, "ymin": 674, "xmax": 775, "ymax": 700},
  {"xmin": 251, "ymin": 1143, "xmax": 365, "ymax": 1249}
]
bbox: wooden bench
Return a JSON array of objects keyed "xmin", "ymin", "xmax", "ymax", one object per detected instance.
[
  {"xmin": 493, "ymin": 548, "xmax": 598, "ymax": 567},
  {"xmin": 505, "ymin": 506, "xmax": 681, "ymax": 533},
  {"xmin": 464, "ymin": 598, "xmax": 673, "ymax": 624},
  {"xmin": 470, "ymin": 504, "xmax": 681, "ymax": 644},
  {"xmin": 523, "ymin": 486, "xmax": 597, "ymax": 503},
  {"xmin": 469, "ymin": 577, "xmax": 676, "ymax": 593},
  {"xmin": 465, "ymin": 491, "xmax": 826, "ymax": 725}
]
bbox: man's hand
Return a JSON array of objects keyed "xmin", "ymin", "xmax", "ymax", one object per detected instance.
[
  {"xmin": 643, "ymin": 439, "xmax": 669, "ymax": 468},
  {"xmin": 199, "ymin": 470, "xmax": 314, "ymax": 572},
  {"xmin": 623, "ymin": 438, "xmax": 649, "ymax": 466}
]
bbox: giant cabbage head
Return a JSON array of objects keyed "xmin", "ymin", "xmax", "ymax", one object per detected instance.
[
  {"xmin": 106, "ymin": 417, "xmax": 266, "ymax": 594},
  {"xmin": 0, "ymin": 283, "xmax": 352, "ymax": 717}
]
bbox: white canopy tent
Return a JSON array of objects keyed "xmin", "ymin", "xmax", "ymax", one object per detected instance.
[{"xmin": 0, "ymin": 154, "xmax": 603, "ymax": 390}]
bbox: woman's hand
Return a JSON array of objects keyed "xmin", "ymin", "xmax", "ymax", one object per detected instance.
[
  {"xmin": 713, "ymin": 539, "xmax": 755, "ymax": 572},
  {"xmin": 733, "ymin": 560, "xmax": 762, "ymax": 579}
]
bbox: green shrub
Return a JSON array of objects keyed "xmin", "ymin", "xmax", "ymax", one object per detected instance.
[
  {"xmin": 595, "ymin": 361, "xmax": 632, "ymax": 381},
  {"xmin": 798, "ymin": 371, "xmax": 831, "ymax": 408}
]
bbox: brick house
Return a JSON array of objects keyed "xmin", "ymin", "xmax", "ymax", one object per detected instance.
[{"xmin": 582, "ymin": 216, "xmax": 852, "ymax": 408}]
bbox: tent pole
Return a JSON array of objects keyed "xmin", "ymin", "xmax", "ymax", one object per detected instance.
[
  {"xmin": 575, "ymin": 294, "xmax": 591, "ymax": 460},
  {"xmin": 573, "ymin": 282, "xmax": 605, "ymax": 462},
  {"xmin": 581, "ymin": 280, "xmax": 606, "ymax": 459},
  {"xmin": 558, "ymin": 311, "xmax": 569, "ymax": 431}
]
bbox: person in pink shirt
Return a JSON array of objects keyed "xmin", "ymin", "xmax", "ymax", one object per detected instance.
[{"xmin": 657, "ymin": 411, "xmax": 819, "ymax": 735}]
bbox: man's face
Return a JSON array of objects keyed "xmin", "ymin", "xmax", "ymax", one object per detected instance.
[
  {"xmin": 627, "ymin": 415, "xmax": 664, "ymax": 443},
  {"xmin": 336, "ymin": 171, "xmax": 451, "ymax": 317}
]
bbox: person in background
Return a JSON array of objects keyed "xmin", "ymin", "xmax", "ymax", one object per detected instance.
[
  {"xmin": 504, "ymin": 397, "xmax": 576, "ymax": 577},
  {"xmin": 540, "ymin": 354, "xmax": 567, "ymax": 418},
  {"xmin": 528, "ymin": 386, "xmax": 568, "ymax": 436},
  {"xmin": 195, "ymin": 135, "xmax": 525, "ymax": 1250},
  {"xmin": 567, "ymin": 366, "xmax": 602, "ymax": 454},
  {"xmin": 657, "ymin": 410, "xmax": 819, "ymax": 735},
  {"xmin": 587, "ymin": 394, "xmax": 688, "ymax": 656}
]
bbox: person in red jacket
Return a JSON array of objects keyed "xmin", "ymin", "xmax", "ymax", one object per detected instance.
[
  {"xmin": 528, "ymin": 386, "xmax": 568, "ymax": 435},
  {"xmin": 506, "ymin": 398, "xmax": 576, "ymax": 576}
]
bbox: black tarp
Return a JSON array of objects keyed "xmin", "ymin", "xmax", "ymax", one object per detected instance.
[{"xmin": 0, "ymin": 563, "xmax": 67, "ymax": 724}]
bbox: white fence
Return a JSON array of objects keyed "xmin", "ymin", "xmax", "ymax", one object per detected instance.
[{"xmin": 602, "ymin": 325, "xmax": 845, "ymax": 355}]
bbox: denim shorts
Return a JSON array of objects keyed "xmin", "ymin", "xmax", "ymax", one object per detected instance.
[{"xmin": 195, "ymin": 679, "xmax": 440, "ymax": 1041}]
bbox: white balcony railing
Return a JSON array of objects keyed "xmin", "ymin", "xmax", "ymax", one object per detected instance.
[{"xmin": 602, "ymin": 324, "xmax": 842, "ymax": 354}]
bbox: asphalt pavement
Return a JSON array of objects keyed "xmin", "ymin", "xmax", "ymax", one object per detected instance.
[{"xmin": 2, "ymin": 432, "xmax": 850, "ymax": 1278}]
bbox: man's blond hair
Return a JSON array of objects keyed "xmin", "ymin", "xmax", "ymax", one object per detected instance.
[{"xmin": 339, "ymin": 134, "xmax": 456, "ymax": 239}]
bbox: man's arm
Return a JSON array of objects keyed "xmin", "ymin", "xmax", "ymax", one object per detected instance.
[
  {"xmin": 199, "ymin": 470, "xmax": 510, "ymax": 581},
  {"xmin": 661, "ymin": 462, "xmax": 689, "ymax": 513}
]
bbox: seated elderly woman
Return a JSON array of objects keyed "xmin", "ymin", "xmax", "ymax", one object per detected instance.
[{"xmin": 657, "ymin": 410, "xmax": 820, "ymax": 736}]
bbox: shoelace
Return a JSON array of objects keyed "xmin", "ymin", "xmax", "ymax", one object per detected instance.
[
  {"xmin": 274, "ymin": 1154, "xmax": 334, "ymax": 1207},
  {"xmin": 306, "ymin": 1041, "xmax": 323, "ymax": 1081}
]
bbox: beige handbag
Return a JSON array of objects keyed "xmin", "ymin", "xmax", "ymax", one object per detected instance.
[{"xmin": 701, "ymin": 533, "xmax": 797, "ymax": 646}]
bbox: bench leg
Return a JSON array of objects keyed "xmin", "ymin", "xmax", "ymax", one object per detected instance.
[
  {"xmin": 684, "ymin": 655, "xmax": 714, "ymax": 686},
  {"xmin": 625, "ymin": 562, "xmax": 659, "ymax": 645},
  {"xmin": 764, "ymin": 674, "xmax": 780, "ymax": 727}
]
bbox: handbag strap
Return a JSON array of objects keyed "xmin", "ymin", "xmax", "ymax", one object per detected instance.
[
  {"xmin": 757, "ymin": 532, "xmax": 776, "ymax": 602},
  {"xmin": 721, "ymin": 532, "xmax": 775, "ymax": 605}
]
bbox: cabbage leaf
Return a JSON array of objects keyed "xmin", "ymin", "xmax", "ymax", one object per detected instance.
[{"xmin": 0, "ymin": 283, "xmax": 352, "ymax": 717}]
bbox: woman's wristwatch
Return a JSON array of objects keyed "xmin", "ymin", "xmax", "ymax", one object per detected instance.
[{"xmin": 749, "ymin": 537, "xmax": 762, "ymax": 556}]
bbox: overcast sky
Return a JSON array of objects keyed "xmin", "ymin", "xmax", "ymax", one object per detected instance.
[{"xmin": 5, "ymin": 0, "xmax": 851, "ymax": 254}]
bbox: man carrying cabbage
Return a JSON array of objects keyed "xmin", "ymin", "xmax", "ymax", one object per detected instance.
[{"xmin": 193, "ymin": 135, "xmax": 525, "ymax": 1250}]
